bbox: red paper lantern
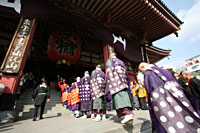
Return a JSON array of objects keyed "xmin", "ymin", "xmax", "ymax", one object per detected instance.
[{"xmin": 48, "ymin": 31, "xmax": 81, "ymax": 63}]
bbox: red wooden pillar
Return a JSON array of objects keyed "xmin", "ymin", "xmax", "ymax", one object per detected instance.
[
  {"xmin": 0, "ymin": 18, "xmax": 36, "ymax": 96},
  {"xmin": 103, "ymin": 43, "xmax": 109, "ymax": 66}
]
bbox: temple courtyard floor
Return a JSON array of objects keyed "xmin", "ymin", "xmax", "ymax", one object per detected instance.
[{"xmin": 0, "ymin": 110, "xmax": 151, "ymax": 133}]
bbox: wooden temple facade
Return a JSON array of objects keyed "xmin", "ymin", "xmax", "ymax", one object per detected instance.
[{"xmin": 0, "ymin": 0, "xmax": 182, "ymax": 110}]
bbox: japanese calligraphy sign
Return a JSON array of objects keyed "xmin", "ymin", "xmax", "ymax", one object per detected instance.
[
  {"xmin": 1, "ymin": 18, "xmax": 35, "ymax": 73},
  {"xmin": 48, "ymin": 31, "xmax": 80, "ymax": 63},
  {"xmin": 185, "ymin": 55, "xmax": 200, "ymax": 72}
]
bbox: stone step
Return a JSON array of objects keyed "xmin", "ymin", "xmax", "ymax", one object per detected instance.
[
  {"xmin": 15, "ymin": 89, "xmax": 66, "ymax": 120},
  {"xmin": 19, "ymin": 104, "xmax": 64, "ymax": 108},
  {"xmin": 20, "ymin": 95, "xmax": 61, "ymax": 97},
  {"xmin": 18, "ymin": 111, "xmax": 67, "ymax": 118},
  {"xmin": 19, "ymin": 97, "xmax": 61, "ymax": 99},
  {"xmin": 21, "ymin": 106, "xmax": 65, "ymax": 111},
  {"xmin": 20, "ymin": 98, "xmax": 61, "ymax": 101},
  {"xmin": 17, "ymin": 99, "xmax": 62, "ymax": 103},
  {"xmin": 18, "ymin": 111, "xmax": 68, "ymax": 119},
  {"xmin": 17, "ymin": 100, "xmax": 62, "ymax": 104}
]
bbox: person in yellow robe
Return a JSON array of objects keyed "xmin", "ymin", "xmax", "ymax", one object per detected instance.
[
  {"xmin": 135, "ymin": 81, "xmax": 148, "ymax": 110},
  {"xmin": 130, "ymin": 81, "xmax": 140, "ymax": 110}
]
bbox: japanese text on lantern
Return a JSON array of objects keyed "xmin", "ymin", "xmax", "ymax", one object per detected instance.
[{"xmin": 1, "ymin": 19, "xmax": 34, "ymax": 73}]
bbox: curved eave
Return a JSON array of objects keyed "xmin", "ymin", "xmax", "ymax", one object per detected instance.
[
  {"xmin": 152, "ymin": 0, "xmax": 183, "ymax": 25},
  {"xmin": 146, "ymin": 45, "xmax": 171, "ymax": 64},
  {"xmin": 0, "ymin": 0, "xmax": 183, "ymax": 44}
]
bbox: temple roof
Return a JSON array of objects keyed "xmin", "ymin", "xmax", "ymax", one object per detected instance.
[
  {"xmin": 146, "ymin": 45, "xmax": 171, "ymax": 63},
  {"xmin": 0, "ymin": 0, "xmax": 183, "ymax": 44},
  {"xmin": 0, "ymin": 0, "xmax": 181, "ymax": 64},
  {"xmin": 154, "ymin": 0, "xmax": 183, "ymax": 24},
  {"xmin": 48, "ymin": 0, "xmax": 183, "ymax": 43}
]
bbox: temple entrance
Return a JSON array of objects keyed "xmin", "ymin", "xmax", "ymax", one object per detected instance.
[
  {"xmin": 0, "ymin": 17, "xmax": 138, "ymax": 89},
  {"xmin": 21, "ymin": 19, "xmax": 105, "ymax": 86},
  {"xmin": 24, "ymin": 58, "xmax": 96, "ymax": 86}
]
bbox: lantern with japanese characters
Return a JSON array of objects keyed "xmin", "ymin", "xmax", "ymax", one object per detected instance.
[{"xmin": 48, "ymin": 31, "xmax": 80, "ymax": 64}]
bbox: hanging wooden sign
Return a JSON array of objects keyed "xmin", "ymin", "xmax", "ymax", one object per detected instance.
[{"xmin": 1, "ymin": 18, "xmax": 36, "ymax": 73}]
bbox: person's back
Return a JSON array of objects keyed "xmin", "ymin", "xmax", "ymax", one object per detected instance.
[
  {"xmin": 189, "ymin": 77, "xmax": 200, "ymax": 97},
  {"xmin": 32, "ymin": 81, "xmax": 50, "ymax": 121},
  {"xmin": 139, "ymin": 63, "xmax": 200, "ymax": 133},
  {"xmin": 105, "ymin": 53, "xmax": 133, "ymax": 124},
  {"xmin": 36, "ymin": 85, "xmax": 49, "ymax": 94},
  {"xmin": 144, "ymin": 65, "xmax": 178, "ymax": 95}
]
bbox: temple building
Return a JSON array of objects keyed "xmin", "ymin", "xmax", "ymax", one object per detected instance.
[{"xmin": 0, "ymin": 0, "xmax": 182, "ymax": 110}]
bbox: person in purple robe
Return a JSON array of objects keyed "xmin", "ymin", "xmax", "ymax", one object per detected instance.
[
  {"xmin": 138, "ymin": 62, "xmax": 200, "ymax": 133},
  {"xmin": 182, "ymin": 70, "xmax": 200, "ymax": 110},
  {"xmin": 90, "ymin": 64, "xmax": 107, "ymax": 122},
  {"xmin": 105, "ymin": 52, "xmax": 134, "ymax": 124},
  {"xmin": 70, "ymin": 77, "xmax": 81, "ymax": 118},
  {"xmin": 79, "ymin": 71, "xmax": 92, "ymax": 119}
]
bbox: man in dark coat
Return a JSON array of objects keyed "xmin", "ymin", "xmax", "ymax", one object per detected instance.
[
  {"xmin": 182, "ymin": 70, "xmax": 200, "ymax": 109},
  {"xmin": 139, "ymin": 62, "xmax": 200, "ymax": 133},
  {"xmin": 32, "ymin": 80, "xmax": 50, "ymax": 121},
  {"xmin": 105, "ymin": 52, "xmax": 133, "ymax": 124},
  {"xmin": 178, "ymin": 71, "xmax": 188, "ymax": 91}
]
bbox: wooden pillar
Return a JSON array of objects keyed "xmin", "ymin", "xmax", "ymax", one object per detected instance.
[
  {"xmin": 0, "ymin": 18, "xmax": 36, "ymax": 100},
  {"xmin": 103, "ymin": 43, "xmax": 114, "ymax": 64},
  {"xmin": 145, "ymin": 49, "xmax": 150, "ymax": 63},
  {"xmin": 103, "ymin": 43, "xmax": 109, "ymax": 65}
]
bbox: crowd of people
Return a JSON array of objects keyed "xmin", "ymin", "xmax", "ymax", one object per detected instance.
[
  {"xmin": 57, "ymin": 52, "xmax": 139, "ymax": 124},
  {"xmin": 19, "ymin": 72, "xmax": 36, "ymax": 92},
  {"xmin": 30, "ymin": 52, "xmax": 200, "ymax": 132}
]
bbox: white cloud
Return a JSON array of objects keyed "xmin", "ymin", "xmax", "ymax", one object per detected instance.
[
  {"xmin": 155, "ymin": 1, "xmax": 200, "ymax": 69},
  {"xmin": 156, "ymin": 57, "xmax": 186, "ymax": 69},
  {"xmin": 190, "ymin": 33, "xmax": 200, "ymax": 42},
  {"xmin": 175, "ymin": 0, "xmax": 200, "ymax": 42}
]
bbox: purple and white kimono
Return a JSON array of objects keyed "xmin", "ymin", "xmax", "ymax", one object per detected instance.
[
  {"xmin": 79, "ymin": 75, "xmax": 92, "ymax": 111},
  {"xmin": 70, "ymin": 81, "xmax": 80, "ymax": 111},
  {"xmin": 105, "ymin": 57, "xmax": 130, "ymax": 95},
  {"xmin": 105, "ymin": 56, "xmax": 133, "ymax": 118},
  {"xmin": 144, "ymin": 65, "xmax": 200, "ymax": 133},
  {"xmin": 90, "ymin": 69, "xmax": 106, "ymax": 100}
]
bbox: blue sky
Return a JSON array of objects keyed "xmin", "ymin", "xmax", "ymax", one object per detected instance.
[{"xmin": 154, "ymin": 0, "xmax": 200, "ymax": 70}]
